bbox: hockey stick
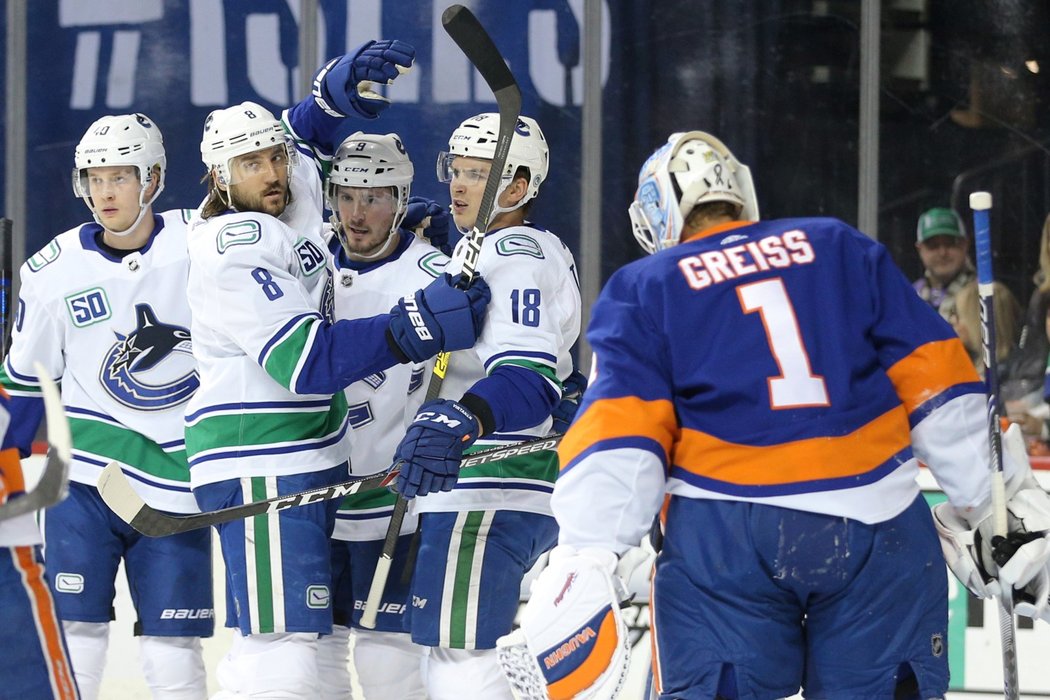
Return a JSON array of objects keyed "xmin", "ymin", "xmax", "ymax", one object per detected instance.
[
  {"xmin": 970, "ymin": 191, "xmax": 1020, "ymax": 700},
  {"xmin": 0, "ymin": 363, "xmax": 71, "ymax": 521},
  {"xmin": 96, "ymin": 433, "xmax": 562, "ymax": 538},
  {"xmin": 360, "ymin": 2, "xmax": 523, "ymax": 629}
]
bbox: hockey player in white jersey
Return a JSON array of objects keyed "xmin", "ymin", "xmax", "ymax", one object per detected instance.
[
  {"xmin": 0, "ymin": 115, "xmax": 213, "ymax": 699},
  {"xmin": 387, "ymin": 113, "xmax": 582, "ymax": 699},
  {"xmin": 315, "ymin": 131, "xmax": 449, "ymax": 699},
  {"xmin": 188, "ymin": 58, "xmax": 490, "ymax": 696}
]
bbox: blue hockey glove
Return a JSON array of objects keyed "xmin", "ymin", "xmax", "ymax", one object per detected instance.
[
  {"xmin": 403, "ymin": 196, "xmax": 452, "ymax": 255},
  {"xmin": 396, "ymin": 399, "xmax": 481, "ymax": 498},
  {"xmin": 551, "ymin": 369, "xmax": 588, "ymax": 433},
  {"xmin": 312, "ymin": 40, "xmax": 415, "ymax": 119},
  {"xmin": 387, "ymin": 273, "xmax": 490, "ymax": 363}
]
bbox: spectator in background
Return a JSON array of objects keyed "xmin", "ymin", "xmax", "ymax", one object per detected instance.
[
  {"xmin": 950, "ymin": 280, "xmax": 1022, "ymax": 378},
  {"xmin": 913, "ymin": 207, "xmax": 975, "ymax": 321},
  {"xmin": 998, "ymin": 213, "xmax": 1050, "ymax": 452}
]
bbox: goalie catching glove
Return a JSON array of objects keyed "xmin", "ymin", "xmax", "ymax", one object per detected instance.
[
  {"xmin": 933, "ymin": 423, "xmax": 1050, "ymax": 620},
  {"xmin": 496, "ymin": 545, "xmax": 631, "ymax": 700}
]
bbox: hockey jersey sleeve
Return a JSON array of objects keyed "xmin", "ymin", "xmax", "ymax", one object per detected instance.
[
  {"xmin": 0, "ymin": 260, "xmax": 63, "ymax": 456},
  {"xmin": 457, "ymin": 232, "xmax": 569, "ymax": 432},
  {"xmin": 553, "ymin": 268, "xmax": 670, "ymax": 554},
  {"xmin": 204, "ymin": 223, "xmax": 400, "ymax": 396},
  {"xmin": 864, "ymin": 237, "xmax": 1005, "ymax": 516}
]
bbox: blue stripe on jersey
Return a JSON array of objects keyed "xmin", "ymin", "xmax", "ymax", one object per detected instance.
[
  {"xmin": 454, "ymin": 481, "xmax": 555, "ymax": 494},
  {"xmin": 483, "ymin": 349, "xmax": 558, "ymax": 371},
  {"xmin": 560, "ymin": 436, "xmax": 669, "ymax": 477},
  {"xmin": 187, "ymin": 418, "xmax": 349, "ymax": 467},
  {"xmin": 185, "ymin": 398, "xmax": 333, "ymax": 423},
  {"xmin": 669, "ymin": 446, "xmax": 912, "ymax": 498},
  {"xmin": 257, "ymin": 312, "xmax": 321, "ymax": 366},
  {"xmin": 121, "ymin": 470, "xmax": 194, "ymax": 493},
  {"xmin": 908, "ymin": 381, "xmax": 986, "ymax": 428}
]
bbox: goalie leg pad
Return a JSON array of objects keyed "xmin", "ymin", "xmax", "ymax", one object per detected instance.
[{"xmin": 496, "ymin": 546, "xmax": 630, "ymax": 700}]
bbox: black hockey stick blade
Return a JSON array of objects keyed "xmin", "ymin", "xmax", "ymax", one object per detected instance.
[
  {"xmin": 97, "ymin": 433, "xmax": 563, "ymax": 537},
  {"xmin": 441, "ymin": 4, "xmax": 522, "ymax": 280},
  {"xmin": 98, "ymin": 463, "xmax": 400, "ymax": 537},
  {"xmin": 0, "ymin": 363, "xmax": 71, "ymax": 521}
]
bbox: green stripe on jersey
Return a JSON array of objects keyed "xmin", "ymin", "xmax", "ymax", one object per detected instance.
[
  {"xmin": 251, "ymin": 477, "xmax": 276, "ymax": 634},
  {"xmin": 338, "ymin": 485, "xmax": 398, "ymax": 510},
  {"xmin": 70, "ymin": 417, "xmax": 189, "ymax": 481},
  {"xmin": 0, "ymin": 367, "xmax": 42, "ymax": 395},
  {"xmin": 262, "ymin": 318, "xmax": 315, "ymax": 390},
  {"xmin": 458, "ymin": 448, "xmax": 558, "ymax": 484},
  {"xmin": 489, "ymin": 359, "xmax": 561, "ymax": 391},
  {"xmin": 185, "ymin": 395, "xmax": 347, "ymax": 456}
]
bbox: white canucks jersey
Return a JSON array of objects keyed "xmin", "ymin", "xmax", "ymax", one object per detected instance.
[
  {"xmin": 418, "ymin": 223, "xmax": 582, "ymax": 516},
  {"xmin": 1, "ymin": 210, "xmax": 200, "ymax": 513},
  {"xmin": 184, "ymin": 162, "xmax": 352, "ymax": 487},
  {"xmin": 328, "ymin": 230, "xmax": 448, "ymax": 541}
]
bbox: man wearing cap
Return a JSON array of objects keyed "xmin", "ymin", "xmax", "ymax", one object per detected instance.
[{"xmin": 913, "ymin": 206, "xmax": 975, "ymax": 320}]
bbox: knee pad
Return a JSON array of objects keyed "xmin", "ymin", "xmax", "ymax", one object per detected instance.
[
  {"xmin": 139, "ymin": 635, "xmax": 207, "ymax": 699},
  {"xmin": 216, "ymin": 632, "xmax": 320, "ymax": 699},
  {"xmin": 351, "ymin": 628, "xmax": 427, "ymax": 699},
  {"xmin": 62, "ymin": 621, "xmax": 109, "ymax": 700},
  {"xmin": 317, "ymin": 625, "xmax": 352, "ymax": 700},
  {"xmin": 427, "ymin": 647, "xmax": 511, "ymax": 700}
]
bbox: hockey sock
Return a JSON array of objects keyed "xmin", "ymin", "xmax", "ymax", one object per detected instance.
[
  {"xmin": 62, "ymin": 621, "xmax": 109, "ymax": 700},
  {"xmin": 139, "ymin": 635, "xmax": 207, "ymax": 699}
]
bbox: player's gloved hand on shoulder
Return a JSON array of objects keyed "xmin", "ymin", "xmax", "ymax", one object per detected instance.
[
  {"xmin": 312, "ymin": 40, "xmax": 415, "ymax": 119},
  {"xmin": 551, "ymin": 369, "xmax": 588, "ymax": 433},
  {"xmin": 395, "ymin": 399, "xmax": 481, "ymax": 499},
  {"xmin": 387, "ymin": 273, "xmax": 490, "ymax": 363},
  {"xmin": 402, "ymin": 196, "xmax": 452, "ymax": 255}
]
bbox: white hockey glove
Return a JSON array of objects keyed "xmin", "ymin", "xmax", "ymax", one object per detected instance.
[
  {"xmin": 496, "ymin": 546, "xmax": 631, "ymax": 700},
  {"xmin": 933, "ymin": 424, "xmax": 1050, "ymax": 620}
]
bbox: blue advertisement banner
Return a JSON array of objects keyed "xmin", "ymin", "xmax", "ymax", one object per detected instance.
[{"xmin": 24, "ymin": 0, "xmax": 610, "ymax": 259}]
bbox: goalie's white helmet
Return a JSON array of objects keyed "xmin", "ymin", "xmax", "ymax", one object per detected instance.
[
  {"xmin": 200, "ymin": 101, "xmax": 296, "ymax": 186},
  {"xmin": 628, "ymin": 131, "xmax": 759, "ymax": 255},
  {"xmin": 327, "ymin": 132, "xmax": 414, "ymax": 236},
  {"xmin": 72, "ymin": 113, "xmax": 166, "ymax": 235},
  {"xmin": 437, "ymin": 113, "xmax": 548, "ymax": 208}
]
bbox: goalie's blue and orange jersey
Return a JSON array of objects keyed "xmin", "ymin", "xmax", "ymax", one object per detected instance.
[{"xmin": 557, "ymin": 217, "xmax": 992, "ymax": 533}]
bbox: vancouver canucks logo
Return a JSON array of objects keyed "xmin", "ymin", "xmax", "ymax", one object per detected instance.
[{"xmin": 99, "ymin": 304, "xmax": 199, "ymax": 410}]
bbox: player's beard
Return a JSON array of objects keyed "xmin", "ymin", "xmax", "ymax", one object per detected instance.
[{"xmin": 230, "ymin": 183, "xmax": 291, "ymax": 217}]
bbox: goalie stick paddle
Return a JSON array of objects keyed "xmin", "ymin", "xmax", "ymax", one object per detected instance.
[
  {"xmin": 0, "ymin": 363, "xmax": 71, "ymax": 522},
  {"xmin": 361, "ymin": 6, "xmax": 524, "ymax": 629},
  {"xmin": 970, "ymin": 191, "xmax": 1020, "ymax": 700},
  {"xmin": 97, "ymin": 433, "xmax": 563, "ymax": 538}
]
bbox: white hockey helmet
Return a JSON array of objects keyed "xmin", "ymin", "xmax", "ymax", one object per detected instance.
[
  {"xmin": 437, "ymin": 113, "xmax": 548, "ymax": 209},
  {"xmin": 72, "ymin": 113, "xmax": 166, "ymax": 235},
  {"xmin": 327, "ymin": 132, "xmax": 414, "ymax": 235},
  {"xmin": 200, "ymin": 101, "xmax": 296, "ymax": 187},
  {"xmin": 628, "ymin": 131, "xmax": 759, "ymax": 255}
]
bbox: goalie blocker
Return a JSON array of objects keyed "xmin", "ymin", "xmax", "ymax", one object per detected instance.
[{"xmin": 496, "ymin": 546, "xmax": 632, "ymax": 700}]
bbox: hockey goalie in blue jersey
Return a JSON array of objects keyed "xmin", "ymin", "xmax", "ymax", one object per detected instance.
[{"xmin": 501, "ymin": 132, "xmax": 1050, "ymax": 699}]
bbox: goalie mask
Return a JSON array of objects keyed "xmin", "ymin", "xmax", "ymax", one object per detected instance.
[
  {"xmin": 72, "ymin": 113, "xmax": 166, "ymax": 237},
  {"xmin": 327, "ymin": 132, "xmax": 413, "ymax": 260},
  {"xmin": 437, "ymin": 113, "xmax": 548, "ymax": 217},
  {"xmin": 629, "ymin": 131, "xmax": 759, "ymax": 255},
  {"xmin": 200, "ymin": 101, "xmax": 297, "ymax": 190}
]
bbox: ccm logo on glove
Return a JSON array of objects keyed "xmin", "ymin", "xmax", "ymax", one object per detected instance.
[{"xmin": 401, "ymin": 295, "xmax": 434, "ymax": 341}]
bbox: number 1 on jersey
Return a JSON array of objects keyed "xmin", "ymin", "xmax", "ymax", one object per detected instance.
[{"xmin": 737, "ymin": 278, "xmax": 829, "ymax": 409}]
